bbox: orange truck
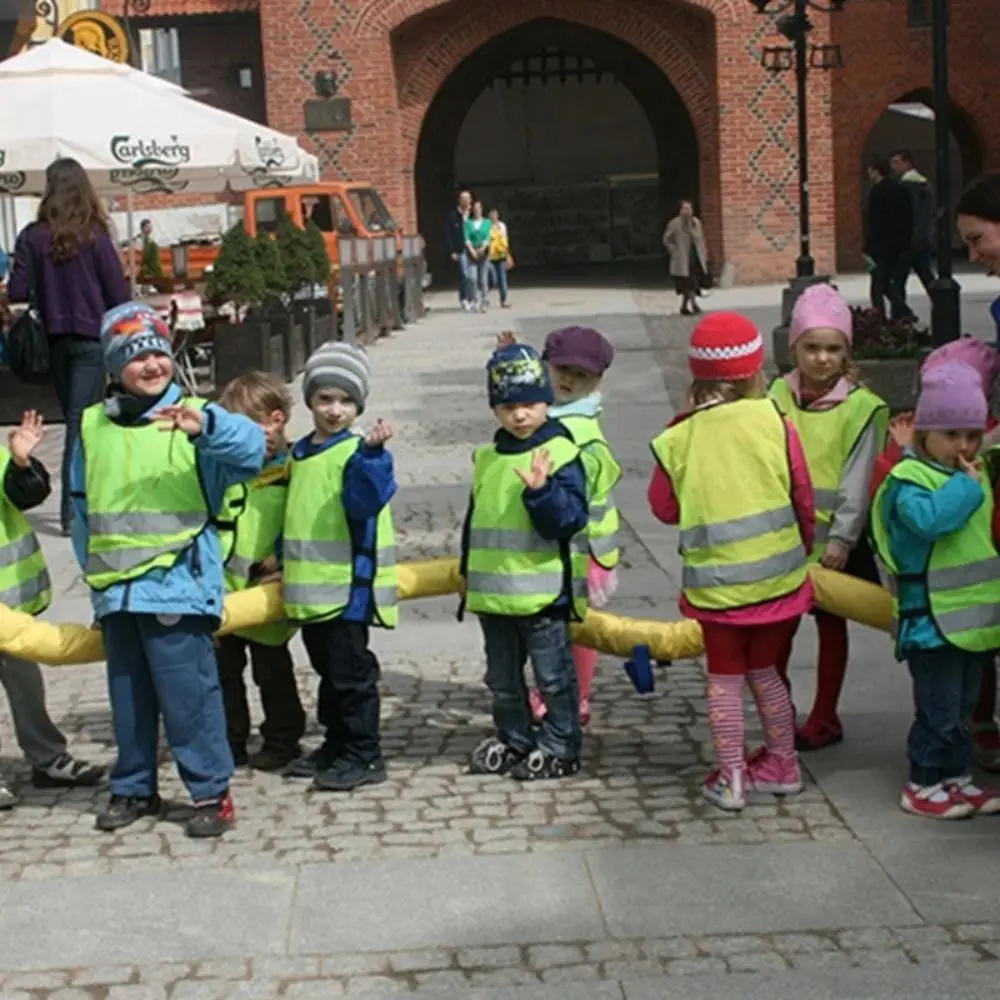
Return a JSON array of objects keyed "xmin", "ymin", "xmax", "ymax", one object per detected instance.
[{"xmin": 132, "ymin": 181, "xmax": 406, "ymax": 285}]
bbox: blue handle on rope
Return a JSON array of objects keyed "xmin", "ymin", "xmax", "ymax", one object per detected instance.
[{"xmin": 624, "ymin": 644, "xmax": 661, "ymax": 695}]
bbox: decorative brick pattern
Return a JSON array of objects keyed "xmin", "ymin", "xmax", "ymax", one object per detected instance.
[{"xmin": 98, "ymin": 0, "xmax": 256, "ymax": 17}]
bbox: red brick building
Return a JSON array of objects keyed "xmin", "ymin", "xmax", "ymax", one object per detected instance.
[{"xmin": 92, "ymin": 0, "xmax": 998, "ymax": 283}]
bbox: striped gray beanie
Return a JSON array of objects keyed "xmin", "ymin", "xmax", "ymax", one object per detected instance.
[{"xmin": 302, "ymin": 342, "xmax": 371, "ymax": 412}]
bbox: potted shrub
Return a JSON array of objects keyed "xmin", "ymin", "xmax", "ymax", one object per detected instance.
[
  {"xmin": 304, "ymin": 220, "xmax": 334, "ymax": 345},
  {"xmin": 208, "ymin": 223, "xmax": 285, "ymax": 387},
  {"xmin": 276, "ymin": 215, "xmax": 316, "ymax": 358},
  {"xmin": 850, "ymin": 307, "xmax": 932, "ymax": 412},
  {"xmin": 254, "ymin": 230, "xmax": 303, "ymax": 381}
]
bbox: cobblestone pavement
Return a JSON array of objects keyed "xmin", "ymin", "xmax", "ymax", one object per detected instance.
[{"xmin": 1, "ymin": 284, "xmax": 998, "ymax": 996}]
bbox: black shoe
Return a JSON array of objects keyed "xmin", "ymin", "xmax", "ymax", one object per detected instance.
[
  {"xmin": 468, "ymin": 737, "xmax": 526, "ymax": 776},
  {"xmin": 283, "ymin": 746, "xmax": 334, "ymax": 779},
  {"xmin": 249, "ymin": 744, "xmax": 300, "ymax": 772},
  {"xmin": 509, "ymin": 749, "xmax": 581, "ymax": 782},
  {"xmin": 95, "ymin": 794, "xmax": 163, "ymax": 832},
  {"xmin": 33, "ymin": 753, "xmax": 106, "ymax": 789},
  {"xmin": 186, "ymin": 791, "xmax": 235, "ymax": 838},
  {"xmin": 231, "ymin": 745, "xmax": 249, "ymax": 767},
  {"xmin": 312, "ymin": 757, "xmax": 387, "ymax": 792}
]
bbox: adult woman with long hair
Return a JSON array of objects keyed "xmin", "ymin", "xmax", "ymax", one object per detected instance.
[{"xmin": 7, "ymin": 158, "xmax": 129, "ymax": 536}]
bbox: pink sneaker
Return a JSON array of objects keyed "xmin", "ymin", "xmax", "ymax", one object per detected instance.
[
  {"xmin": 579, "ymin": 697, "xmax": 590, "ymax": 727},
  {"xmin": 702, "ymin": 767, "xmax": 747, "ymax": 811},
  {"xmin": 528, "ymin": 689, "xmax": 547, "ymax": 723},
  {"xmin": 746, "ymin": 747, "xmax": 803, "ymax": 796},
  {"xmin": 947, "ymin": 777, "xmax": 1000, "ymax": 815}
]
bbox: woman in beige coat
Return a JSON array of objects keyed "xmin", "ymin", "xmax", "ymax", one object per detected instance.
[{"xmin": 663, "ymin": 200, "xmax": 709, "ymax": 315}]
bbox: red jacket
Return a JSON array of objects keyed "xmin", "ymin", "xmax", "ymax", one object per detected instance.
[{"xmin": 648, "ymin": 409, "xmax": 815, "ymax": 625}]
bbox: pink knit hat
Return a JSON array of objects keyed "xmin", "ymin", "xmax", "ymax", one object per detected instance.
[
  {"xmin": 914, "ymin": 363, "xmax": 988, "ymax": 431},
  {"xmin": 789, "ymin": 284, "xmax": 853, "ymax": 346},
  {"xmin": 921, "ymin": 337, "xmax": 1000, "ymax": 395}
]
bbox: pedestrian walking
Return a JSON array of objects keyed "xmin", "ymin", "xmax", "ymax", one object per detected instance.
[
  {"xmin": 863, "ymin": 157, "xmax": 912, "ymax": 318},
  {"xmin": 662, "ymin": 201, "xmax": 708, "ymax": 316},
  {"xmin": 464, "ymin": 201, "xmax": 491, "ymax": 313}
]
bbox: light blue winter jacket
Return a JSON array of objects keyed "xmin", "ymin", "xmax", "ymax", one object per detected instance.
[{"xmin": 70, "ymin": 382, "xmax": 266, "ymax": 623}]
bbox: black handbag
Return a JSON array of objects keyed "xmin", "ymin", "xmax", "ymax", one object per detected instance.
[{"xmin": 6, "ymin": 236, "xmax": 50, "ymax": 385}]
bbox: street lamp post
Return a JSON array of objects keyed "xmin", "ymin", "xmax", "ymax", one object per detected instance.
[{"xmin": 753, "ymin": 0, "xmax": 847, "ymax": 307}]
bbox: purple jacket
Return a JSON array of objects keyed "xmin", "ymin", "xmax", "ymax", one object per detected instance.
[{"xmin": 7, "ymin": 222, "xmax": 129, "ymax": 338}]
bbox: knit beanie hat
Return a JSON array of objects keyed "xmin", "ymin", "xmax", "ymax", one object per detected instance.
[
  {"xmin": 914, "ymin": 362, "xmax": 987, "ymax": 431},
  {"xmin": 921, "ymin": 336, "xmax": 1000, "ymax": 395},
  {"xmin": 100, "ymin": 302, "xmax": 174, "ymax": 381},
  {"xmin": 788, "ymin": 283, "xmax": 853, "ymax": 346},
  {"xmin": 487, "ymin": 344, "xmax": 553, "ymax": 407},
  {"xmin": 303, "ymin": 342, "xmax": 371, "ymax": 412},
  {"xmin": 688, "ymin": 313, "xmax": 764, "ymax": 381},
  {"xmin": 542, "ymin": 326, "xmax": 615, "ymax": 375}
]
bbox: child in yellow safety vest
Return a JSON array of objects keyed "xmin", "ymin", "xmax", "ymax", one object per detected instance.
[
  {"xmin": 870, "ymin": 363, "xmax": 1000, "ymax": 820},
  {"xmin": 649, "ymin": 313, "xmax": 813, "ymax": 811},
  {"xmin": 215, "ymin": 372, "xmax": 306, "ymax": 773},
  {"xmin": 769, "ymin": 284, "xmax": 888, "ymax": 751},
  {"xmin": 70, "ymin": 302, "xmax": 267, "ymax": 838},
  {"xmin": 460, "ymin": 343, "xmax": 590, "ymax": 781},
  {"xmin": 281, "ymin": 342, "xmax": 398, "ymax": 793},
  {"xmin": 500, "ymin": 327, "xmax": 622, "ymax": 727}
]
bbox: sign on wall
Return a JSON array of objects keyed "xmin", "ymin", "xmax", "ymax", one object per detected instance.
[{"xmin": 56, "ymin": 9, "xmax": 128, "ymax": 62}]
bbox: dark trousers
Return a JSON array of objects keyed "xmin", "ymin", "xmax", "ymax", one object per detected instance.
[
  {"xmin": 301, "ymin": 619, "xmax": 382, "ymax": 765},
  {"xmin": 216, "ymin": 634, "xmax": 305, "ymax": 753},
  {"xmin": 870, "ymin": 253, "xmax": 908, "ymax": 319},
  {"xmin": 906, "ymin": 645, "xmax": 990, "ymax": 786},
  {"xmin": 101, "ymin": 612, "xmax": 232, "ymax": 802},
  {"xmin": 48, "ymin": 335, "xmax": 105, "ymax": 532},
  {"xmin": 479, "ymin": 612, "xmax": 581, "ymax": 759},
  {"xmin": 904, "ymin": 248, "xmax": 937, "ymax": 298}
]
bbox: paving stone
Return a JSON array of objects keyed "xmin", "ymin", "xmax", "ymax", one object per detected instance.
[
  {"xmin": 527, "ymin": 945, "xmax": 585, "ymax": 969},
  {"xmin": 389, "ymin": 950, "xmax": 453, "ymax": 973},
  {"xmin": 836, "ymin": 928, "xmax": 899, "ymax": 950},
  {"xmin": 106, "ymin": 987, "xmax": 169, "ymax": 1000},
  {"xmin": 194, "ymin": 960, "xmax": 250, "ymax": 980},
  {"xmin": 321, "ymin": 956, "xmax": 391, "ymax": 977},
  {"xmin": 343, "ymin": 976, "xmax": 409, "ymax": 994},
  {"xmin": 665, "ymin": 957, "xmax": 728, "ymax": 976},
  {"xmin": 4, "ymin": 970, "xmax": 70, "ymax": 990},
  {"xmin": 283, "ymin": 982, "xmax": 346, "ymax": 998},
  {"xmin": 539, "ymin": 965, "xmax": 602, "ymax": 984},
  {"xmin": 455, "ymin": 947, "xmax": 522, "ymax": 969},
  {"xmin": 727, "ymin": 951, "xmax": 790, "ymax": 974},
  {"xmin": 412, "ymin": 970, "xmax": 469, "ymax": 990},
  {"xmin": 700, "ymin": 935, "xmax": 768, "ymax": 957},
  {"xmin": 601, "ymin": 960, "xmax": 664, "ymax": 981},
  {"xmin": 770, "ymin": 933, "xmax": 837, "ymax": 953}
]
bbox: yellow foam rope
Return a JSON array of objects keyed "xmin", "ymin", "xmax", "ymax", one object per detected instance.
[{"xmin": 0, "ymin": 559, "xmax": 894, "ymax": 668}]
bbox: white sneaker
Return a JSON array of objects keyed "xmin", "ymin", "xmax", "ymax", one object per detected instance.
[{"xmin": 702, "ymin": 766, "xmax": 747, "ymax": 811}]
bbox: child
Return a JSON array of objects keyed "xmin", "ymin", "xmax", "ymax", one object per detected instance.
[
  {"xmin": 0, "ymin": 410, "xmax": 104, "ymax": 809},
  {"xmin": 649, "ymin": 313, "xmax": 812, "ymax": 810},
  {"xmin": 215, "ymin": 372, "xmax": 305, "ymax": 772},
  {"xmin": 870, "ymin": 363, "xmax": 1000, "ymax": 819},
  {"xmin": 71, "ymin": 302, "xmax": 266, "ymax": 837},
  {"xmin": 525, "ymin": 326, "xmax": 621, "ymax": 725},
  {"xmin": 769, "ymin": 284, "xmax": 888, "ymax": 750},
  {"xmin": 281, "ymin": 343, "xmax": 397, "ymax": 792},
  {"xmin": 462, "ymin": 343, "xmax": 589, "ymax": 781}
]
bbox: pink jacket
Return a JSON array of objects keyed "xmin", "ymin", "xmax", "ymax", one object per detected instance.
[{"xmin": 648, "ymin": 413, "xmax": 815, "ymax": 625}]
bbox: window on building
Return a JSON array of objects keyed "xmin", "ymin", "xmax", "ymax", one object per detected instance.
[
  {"xmin": 253, "ymin": 197, "xmax": 286, "ymax": 235},
  {"xmin": 908, "ymin": 0, "xmax": 931, "ymax": 28},
  {"xmin": 139, "ymin": 27, "xmax": 182, "ymax": 86}
]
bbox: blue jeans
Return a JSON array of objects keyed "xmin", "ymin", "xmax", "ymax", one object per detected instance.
[
  {"xmin": 906, "ymin": 645, "xmax": 989, "ymax": 786},
  {"xmin": 468, "ymin": 254, "xmax": 489, "ymax": 306},
  {"xmin": 48, "ymin": 335, "xmax": 105, "ymax": 532},
  {"xmin": 102, "ymin": 612, "xmax": 233, "ymax": 801},
  {"xmin": 489, "ymin": 260, "xmax": 509, "ymax": 304},
  {"xmin": 456, "ymin": 253, "xmax": 472, "ymax": 305},
  {"xmin": 479, "ymin": 612, "xmax": 581, "ymax": 759}
]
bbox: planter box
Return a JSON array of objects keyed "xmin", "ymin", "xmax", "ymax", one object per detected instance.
[
  {"xmin": 315, "ymin": 313, "xmax": 336, "ymax": 346},
  {"xmin": 0, "ymin": 367, "xmax": 64, "ymax": 425},
  {"xmin": 856, "ymin": 354, "xmax": 927, "ymax": 414},
  {"xmin": 212, "ymin": 318, "xmax": 284, "ymax": 389},
  {"xmin": 772, "ymin": 324, "xmax": 792, "ymax": 374},
  {"xmin": 270, "ymin": 313, "xmax": 305, "ymax": 381}
]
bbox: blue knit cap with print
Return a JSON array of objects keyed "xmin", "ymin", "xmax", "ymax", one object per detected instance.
[
  {"xmin": 100, "ymin": 302, "xmax": 174, "ymax": 381},
  {"xmin": 486, "ymin": 344, "xmax": 553, "ymax": 407}
]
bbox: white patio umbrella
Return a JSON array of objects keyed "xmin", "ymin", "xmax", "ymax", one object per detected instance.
[{"xmin": 0, "ymin": 39, "xmax": 319, "ymax": 198}]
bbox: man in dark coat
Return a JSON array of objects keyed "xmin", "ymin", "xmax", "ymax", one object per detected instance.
[
  {"xmin": 863, "ymin": 157, "xmax": 913, "ymax": 319},
  {"xmin": 444, "ymin": 190, "xmax": 472, "ymax": 309},
  {"xmin": 891, "ymin": 149, "xmax": 937, "ymax": 300}
]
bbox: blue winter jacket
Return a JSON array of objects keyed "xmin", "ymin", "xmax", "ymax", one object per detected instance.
[
  {"xmin": 460, "ymin": 417, "xmax": 589, "ymax": 613},
  {"xmin": 70, "ymin": 382, "xmax": 267, "ymax": 623},
  {"xmin": 289, "ymin": 428, "xmax": 397, "ymax": 625},
  {"xmin": 877, "ymin": 451, "xmax": 986, "ymax": 655}
]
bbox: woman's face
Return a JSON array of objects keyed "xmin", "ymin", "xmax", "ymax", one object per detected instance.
[
  {"xmin": 472, "ymin": 202, "xmax": 483, "ymax": 219},
  {"xmin": 958, "ymin": 213, "xmax": 1000, "ymax": 276}
]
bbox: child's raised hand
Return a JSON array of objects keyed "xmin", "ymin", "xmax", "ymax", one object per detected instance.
[
  {"xmin": 365, "ymin": 419, "xmax": 394, "ymax": 448},
  {"xmin": 515, "ymin": 448, "xmax": 553, "ymax": 491},
  {"xmin": 154, "ymin": 404, "xmax": 204, "ymax": 437},
  {"xmin": 8, "ymin": 410, "xmax": 44, "ymax": 466},
  {"xmin": 889, "ymin": 412, "xmax": 915, "ymax": 449},
  {"xmin": 496, "ymin": 331, "xmax": 517, "ymax": 349}
]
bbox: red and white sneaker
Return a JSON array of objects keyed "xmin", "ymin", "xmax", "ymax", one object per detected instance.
[
  {"xmin": 746, "ymin": 746, "xmax": 804, "ymax": 795},
  {"xmin": 702, "ymin": 766, "xmax": 747, "ymax": 812},
  {"xmin": 972, "ymin": 724, "xmax": 1000, "ymax": 773},
  {"xmin": 579, "ymin": 697, "xmax": 590, "ymax": 727},
  {"xmin": 528, "ymin": 689, "xmax": 547, "ymax": 723},
  {"xmin": 900, "ymin": 782, "xmax": 975, "ymax": 820},
  {"xmin": 946, "ymin": 777, "xmax": 1000, "ymax": 815}
]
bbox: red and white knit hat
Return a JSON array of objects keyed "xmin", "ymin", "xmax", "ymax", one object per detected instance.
[{"xmin": 688, "ymin": 313, "xmax": 765, "ymax": 381}]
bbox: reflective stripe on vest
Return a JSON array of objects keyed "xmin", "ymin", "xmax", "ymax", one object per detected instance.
[
  {"xmin": 464, "ymin": 435, "xmax": 589, "ymax": 619},
  {"xmin": 652, "ymin": 397, "xmax": 808, "ymax": 611},
  {"xmin": 220, "ymin": 467, "xmax": 295, "ymax": 647},
  {"xmin": 871, "ymin": 457, "xmax": 1000, "ymax": 653},
  {"xmin": 0, "ymin": 449, "xmax": 51, "ymax": 615},
  {"xmin": 559, "ymin": 414, "xmax": 622, "ymax": 569},
  {"xmin": 769, "ymin": 379, "xmax": 888, "ymax": 562},
  {"xmin": 80, "ymin": 400, "xmax": 211, "ymax": 590},
  {"xmin": 283, "ymin": 436, "xmax": 398, "ymax": 627}
]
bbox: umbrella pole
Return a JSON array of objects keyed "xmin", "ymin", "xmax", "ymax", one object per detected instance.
[{"xmin": 126, "ymin": 188, "xmax": 137, "ymax": 297}]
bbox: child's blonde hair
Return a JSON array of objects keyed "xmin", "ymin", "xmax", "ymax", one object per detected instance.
[
  {"xmin": 688, "ymin": 370, "xmax": 765, "ymax": 409},
  {"xmin": 217, "ymin": 371, "xmax": 292, "ymax": 422}
]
